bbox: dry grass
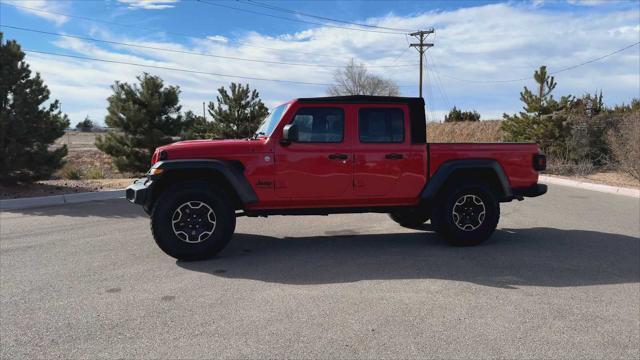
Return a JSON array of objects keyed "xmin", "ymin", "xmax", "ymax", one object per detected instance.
[
  {"xmin": 53, "ymin": 131, "xmax": 132, "ymax": 179},
  {"xmin": 56, "ymin": 149, "xmax": 129, "ymax": 180},
  {"xmin": 427, "ymin": 120, "xmax": 503, "ymax": 143},
  {"xmin": 545, "ymin": 157, "xmax": 595, "ymax": 176},
  {"xmin": 607, "ymin": 110, "xmax": 640, "ymax": 181}
]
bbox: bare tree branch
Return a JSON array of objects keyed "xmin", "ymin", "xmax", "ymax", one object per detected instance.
[{"xmin": 327, "ymin": 59, "xmax": 400, "ymax": 96}]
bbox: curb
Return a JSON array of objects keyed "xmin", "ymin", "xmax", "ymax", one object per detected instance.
[
  {"xmin": 2, "ymin": 176, "xmax": 637, "ymax": 210},
  {"xmin": 0, "ymin": 190, "xmax": 126, "ymax": 211},
  {"xmin": 539, "ymin": 175, "xmax": 640, "ymax": 198}
]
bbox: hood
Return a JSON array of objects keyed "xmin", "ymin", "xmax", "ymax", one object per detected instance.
[{"xmin": 155, "ymin": 138, "xmax": 269, "ymax": 162}]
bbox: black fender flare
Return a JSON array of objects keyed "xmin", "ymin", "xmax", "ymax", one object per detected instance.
[
  {"xmin": 151, "ymin": 159, "xmax": 258, "ymax": 204},
  {"xmin": 421, "ymin": 159, "xmax": 513, "ymax": 201}
]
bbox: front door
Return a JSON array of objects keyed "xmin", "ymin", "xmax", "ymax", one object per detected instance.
[{"xmin": 275, "ymin": 105, "xmax": 352, "ymax": 199}]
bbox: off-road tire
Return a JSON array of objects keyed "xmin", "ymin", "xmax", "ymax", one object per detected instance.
[
  {"xmin": 431, "ymin": 182, "xmax": 500, "ymax": 246},
  {"xmin": 151, "ymin": 181, "xmax": 236, "ymax": 260},
  {"xmin": 388, "ymin": 208, "xmax": 430, "ymax": 228}
]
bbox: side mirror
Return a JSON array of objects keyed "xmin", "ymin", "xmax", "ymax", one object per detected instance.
[{"xmin": 281, "ymin": 123, "xmax": 298, "ymax": 145}]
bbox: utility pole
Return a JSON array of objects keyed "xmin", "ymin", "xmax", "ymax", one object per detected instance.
[
  {"xmin": 409, "ymin": 28, "xmax": 434, "ymax": 98},
  {"xmin": 202, "ymin": 102, "xmax": 206, "ymax": 120}
]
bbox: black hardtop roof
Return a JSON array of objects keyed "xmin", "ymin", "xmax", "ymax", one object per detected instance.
[
  {"xmin": 296, "ymin": 95, "xmax": 425, "ymax": 105},
  {"xmin": 295, "ymin": 95, "xmax": 427, "ymax": 144}
]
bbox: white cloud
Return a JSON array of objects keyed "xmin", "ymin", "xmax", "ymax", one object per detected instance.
[
  {"xmin": 117, "ymin": 0, "xmax": 179, "ymax": 10},
  {"xmin": 4, "ymin": 0, "xmax": 68, "ymax": 25},
  {"xmin": 19, "ymin": 2, "xmax": 640, "ymax": 124},
  {"xmin": 206, "ymin": 35, "xmax": 229, "ymax": 44},
  {"xmin": 535, "ymin": 0, "xmax": 614, "ymax": 6},
  {"xmin": 567, "ymin": 0, "xmax": 611, "ymax": 6}
]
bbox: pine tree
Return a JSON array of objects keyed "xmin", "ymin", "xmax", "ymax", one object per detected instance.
[
  {"xmin": 182, "ymin": 111, "xmax": 213, "ymax": 139},
  {"xmin": 501, "ymin": 66, "xmax": 573, "ymax": 155},
  {"xmin": 96, "ymin": 73, "xmax": 190, "ymax": 173},
  {"xmin": 207, "ymin": 83, "xmax": 269, "ymax": 139},
  {"xmin": 75, "ymin": 116, "xmax": 94, "ymax": 132},
  {"xmin": 0, "ymin": 33, "xmax": 69, "ymax": 184},
  {"xmin": 444, "ymin": 106, "xmax": 481, "ymax": 122}
]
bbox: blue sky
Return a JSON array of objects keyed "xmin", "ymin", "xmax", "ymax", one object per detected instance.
[{"xmin": 1, "ymin": 0, "xmax": 639, "ymax": 125}]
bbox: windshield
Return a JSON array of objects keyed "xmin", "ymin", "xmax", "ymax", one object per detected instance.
[{"xmin": 255, "ymin": 103, "xmax": 289, "ymax": 137}]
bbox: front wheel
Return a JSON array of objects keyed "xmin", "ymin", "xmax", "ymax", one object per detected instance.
[
  {"xmin": 431, "ymin": 183, "xmax": 500, "ymax": 246},
  {"xmin": 150, "ymin": 181, "xmax": 236, "ymax": 260}
]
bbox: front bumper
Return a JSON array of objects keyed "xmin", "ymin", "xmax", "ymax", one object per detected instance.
[
  {"xmin": 513, "ymin": 183, "xmax": 548, "ymax": 198},
  {"xmin": 125, "ymin": 177, "xmax": 153, "ymax": 206}
]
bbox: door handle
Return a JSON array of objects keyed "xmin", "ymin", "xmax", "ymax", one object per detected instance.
[
  {"xmin": 385, "ymin": 153, "xmax": 403, "ymax": 160},
  {"xmin": 328, "ymin": 153, "xmax": 349, "ymax": 160}
]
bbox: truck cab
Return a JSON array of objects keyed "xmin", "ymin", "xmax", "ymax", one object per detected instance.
[{"xmin": 127, "ymin": 96, "xmax": 547, "ymax": 260}]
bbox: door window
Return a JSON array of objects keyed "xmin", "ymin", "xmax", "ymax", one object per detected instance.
[
  {"xmin": 358, "ymin": 108, "xmax": 404, "ymax": 143},
  {"xmin": 291, "ymin": 107, "xmax": 344, "ymax": 143}
]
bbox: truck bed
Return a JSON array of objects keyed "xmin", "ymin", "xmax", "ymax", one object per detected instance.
[{"xmin": 428, "ymin": 143, "xmax": 540, "ymax": 189}]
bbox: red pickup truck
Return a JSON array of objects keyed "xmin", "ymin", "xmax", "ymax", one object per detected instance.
[{"xmin": 126, "ymin": 96, "xmax": 547, "ymax": 260}]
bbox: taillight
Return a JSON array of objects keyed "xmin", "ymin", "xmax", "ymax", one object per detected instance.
[{"xmin": 533, "ymin": 154, "xmax": 546, "ymax": 171}]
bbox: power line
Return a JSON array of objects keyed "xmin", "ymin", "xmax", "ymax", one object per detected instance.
[
  {"xmin": 196, "ymin": 0, "xmax": 406, "ymax": 35},
  {"xmin": 2, "ymin": 3, "xmax": 374, "ymax": 60},
  {"xmin": 23, "ymin": 49, "xmax": 333, "ymax": 86},
  {"xmin": 380, "ymin": 34, "xmax": 414, "ymax": 82},
  {"xmin": 240, "ymin": 0, "xmax": 416, "ymax": 33},
  {"xmin": 426, "ymin": 32, "xmax": 450, "ymax": 110},
  {"xmin": 2, "ymin": 25, "xmax": 418, "ymax": 69},
  {"xmin": 423, "ymin": 57, "xmax": 437, "ymax": 122},
  {"xmin": 550, "ymin": 41, "xmax": 640, "ymax": 74},
  {"xmin": 426, "ymin": 52, "xmax": 451, "ymax": 111},
  {"xmin": 22, "ymin": 48, "xmax": 417, "ymax": 88},
  {"xmin": 433, "ymin": 41, "xmax": 640, "ymax": 84}
]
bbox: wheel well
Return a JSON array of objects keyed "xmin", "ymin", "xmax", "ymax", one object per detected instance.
[
  {"xmin": 150, "ymin": 169, "xmax": 243, "ymax": 210},
  {"xmin": 441, "ymin": 168, "xmax": 506, "ymax": 200}
]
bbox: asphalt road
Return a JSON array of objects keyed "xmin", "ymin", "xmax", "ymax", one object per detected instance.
[{"xmin": 1, "ymin": 184, "xmax": 639, "ymax": 359}]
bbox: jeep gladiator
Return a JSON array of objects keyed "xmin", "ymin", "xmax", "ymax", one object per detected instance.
[{"xmin": 126, "ymin": 96, "xmax": 547, "ymax": 260}]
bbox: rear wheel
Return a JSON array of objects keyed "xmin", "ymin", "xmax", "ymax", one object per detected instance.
[
  {"xmin": 431, "ymin": 182, "xmax": 500, "ymax": 246},
  {"xmin": 388, "ymin": 208, "xmax": 430, "ymax": 228},
  {"xmin": 151, "ymin": 181, "xmax": 236, "ymax": 260}
]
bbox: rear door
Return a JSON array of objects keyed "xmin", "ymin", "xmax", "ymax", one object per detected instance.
[
  {"xmin": 353, "ymin": 104, "xmax": 412, "ymax": 197},
  {"xmin": 274, "ymin": 105, "xmax": 353, "ymax": 199}
]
